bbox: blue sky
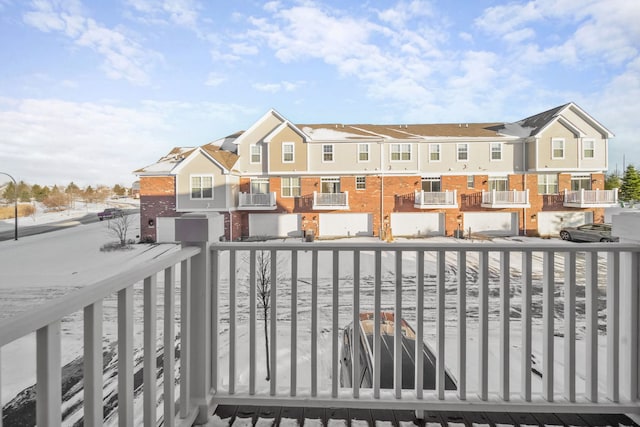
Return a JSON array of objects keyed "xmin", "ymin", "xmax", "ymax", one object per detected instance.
[{"xmin": 0, "ymin": 0, "xmax": 638, "ymax": 186}]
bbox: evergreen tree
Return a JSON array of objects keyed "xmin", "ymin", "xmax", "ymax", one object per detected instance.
[
  {"xmin": 17, "ymin": 181, "xmax": 31, "ymax": 202},
  {"xmin": 112, "ymin": 184, "xmax": 126, "ymax": 197},
  {"xmin": 31, "ymin": 184, "xmax": 50, "ymax": 202},
  {"xmin": 620, "ymin": 165, "xmax": 640, "ymax": 202},
  {"xmin": 605, "ymin": 173, "xmax": 621, "ymax": 190},
  {"xmin": 2, "ymin": 181, "xmax": 16, "ymax": 202}
]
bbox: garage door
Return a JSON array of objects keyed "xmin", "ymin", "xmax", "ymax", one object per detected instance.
[
  {"xmin": 249, "ymin": 213, "xmax": 301, "ymax": 238},
  {"xmin": 464, "ymin": 212, "xmax": 518, "ymax": 236},
  {"xmin": 156, "ymin": 217, "xmax": 176, "ymax": 243},
  {"xmin": 390, "ymin": 213, "xmax": 444, "ymax": 236},
  {"xmin": 319, "ymin": 213, "xmax": 372, "ymax": 237},
  {"xmin": 537, "ymin": 211, "xmax": 593, "ymax": 236}
]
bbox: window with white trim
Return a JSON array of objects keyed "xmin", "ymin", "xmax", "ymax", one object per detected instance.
[
  {"xmin": 250, "ymin": 178, "xmax": 269, "ymax": 194},
  {"xmin": 421, "ymin": 176, "xmax": 441, "ymax": 192},
  {"xmin": 356, "ymin": 176, "xmax": 366, "ymax": 190},
  {"xmin": 552, "ymin": 138, "xmax": 565, "ymax": 159},
  {"xmin": 358, "ymin": 144, "xmax": 369, "ymax": 162},
  {"xmin": 467, "ymin": 175, "xmax": 474, "ymax": 188},
  {"xmin": 390, "ymin": 143, "xmax": 411, "ymax": 161},
  {"xmin": 190, "ymin": 175, "xmax": 213, "ymax": 199},
  {"xmin": 282, "ymin": 142, "xmax": 294, "ymax": 163},
  {"xmin": 320, "ymin": 177, "xmax": 341, "ymax": 193},
  {"xmin": 488, "ymin": 176, "xmax": 508, "ymax": 191},
  {"xmin": 583, "ymin": 139, "xmax": 595, "ymax": 159},
  {"xmin": 457, "ymin": 143, "xmax": 469, "ymax": 161},
  {"xmin": 250, "ymin": 144, "xmax": 261, "ymax": 164},
  {"xmin": 429, "ymin": 144, "xmax": 440, "ymax": 162},
  {"xmin": 281, "ymin": 176, "xmax": 300, "ymax": 197},
  {"xmin": 322, "ymin": 144, "xmax": 334, "ymax": 162},
  {"xmin": 537, "ymin": 174, "xmax": 558, "ymax": 194},
  {"xmin": 571, "ymin": 175, "xmax": 591, "ymax": 191},
  {"xmin": 490, "ymin": 142, "xmax": 502, "ymax": 161}
]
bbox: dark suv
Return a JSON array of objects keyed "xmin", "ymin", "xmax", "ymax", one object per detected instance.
[{"xmin": 98, "ymin": 208, "xmax": 124, "ymax": 221}]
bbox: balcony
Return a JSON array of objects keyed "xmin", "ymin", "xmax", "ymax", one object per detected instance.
[
  {"xmin": 481, "ymin": 189, "xmax": 530, "ymax": 208},
  {"xmin": 564, "ymin": 188, "xmax": 619, "ymax": 208},
  {"xmin": 414, "ymin": 190, "xmax": 458, "ymax": 209},
  {"xmin": 313, "ymin": 191, "xmax": 349, "ymax": 210},
  {"xmin": 2, "ymin": 216, "xmax": 640, "ymax": 426},
  {"xmin": 238, "ymin": 191, "xmax": 277, "ymax": 210}
]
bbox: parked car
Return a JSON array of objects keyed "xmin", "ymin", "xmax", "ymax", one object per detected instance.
[
  {"xmin": 98, "ymin": 208, "xmax": 124, "ymax": 221},
  {"xmin": 340, "ymin": 311, "xmax": 457, "ymax": 390},
  {"xmin": 559, "ymin": 223, "xmax": 619, "ymax": 242}
]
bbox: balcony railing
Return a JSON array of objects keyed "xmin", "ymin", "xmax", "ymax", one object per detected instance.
[
  {"xmin": 564, "ymin": 188, "xmax": 619, "ymax": 208},
  {"xmin": 414, "ymin": 190, "xmax": 458, "ymax": 208},
  {"xmin": 2, "ymin": 216, "xmax": 640, "ymax": 426},
  {"xmin": 313, "ymin": 191, "xmax": 349, "ymax": 210},
  {"xmin": 481, "ymin": 189, "xmax": 530, "ymax": 208},
  {"xmin": 238, "ymin": 191, "xmax": 277, "ymax": 210}
]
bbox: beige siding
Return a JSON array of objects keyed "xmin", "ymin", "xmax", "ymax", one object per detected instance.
[
  {"xmin": 176, "ymin": 151, "xmax": 229, "ymax": 210},
  {"xmin": 236, "ymin": 113, "xmax": 283, "ymax": 174},
  {"xmin": 430, "ymin": 140, "xmax": 523, "ymax": 174},
  {"xmin": 307, "ymin": 142, "xmax": 380, "ymax": 172},
  {"xmin": 537, "ymin": 121, "xmax": 579, "ymax": 169},
  {"xmin": 269, "ymin": 126, "xmax": 307, "ymax": 172}
]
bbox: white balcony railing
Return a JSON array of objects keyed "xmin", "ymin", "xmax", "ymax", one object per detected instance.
[
  {"xmin": 414, "ymin": 190, "xmax": 458, "ymax": 208},
  {"xmin": 564, "ymin": 188, "xmax": 619, "ymax": 208},
  {"xmin": 482, "ymin": 189, "xmax": 530, "ymax": 208},
  {"xmin": 238, "ymin": 191, "xmax": 277, "ymax": 209},
  {"xmin": 2, "ymin": 216, "xmax": 640, "ymax": 426},
  {"xmin": 313, "ymin": 191, "xmax": 349, "ymax": 209}
]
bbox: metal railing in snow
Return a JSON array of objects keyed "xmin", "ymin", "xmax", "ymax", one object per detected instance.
[{"xmin": 210, "ymin": 240, "xmax": 640, "ymax": 415}]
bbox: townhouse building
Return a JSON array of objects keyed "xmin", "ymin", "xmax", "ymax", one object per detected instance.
[{"xmin": 135, "ymin": 102, "xmax": 617, "ymax": 242}]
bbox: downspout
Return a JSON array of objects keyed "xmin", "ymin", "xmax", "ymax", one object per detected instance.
[
  {"xmin": 523, "ymin": 139, "xmax": 527, "ymax": 236},
  {"xmin": 379, "ymin": 140, "xmax": 384, "ymax": 239}
]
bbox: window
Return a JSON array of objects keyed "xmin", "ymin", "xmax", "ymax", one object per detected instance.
[
  {"xmin": 429, "ymin": 144, "xmax": 440, "ymax": 162},
  {"xmin": 488, "ymin": 176, "xmax": 508, "ymax": 191},
  {"xmin": 281, "ymin": 176, "xmax": 300, "ymax": 197},
  {"xmin": 250, "ymin": 144, "xmax": 261, "ymax": 164},
  {"xmin": 571, "ymin": 175, "xmax": 591, "ymax": 191},
  {"xmin": 490, "ymin": 143, "xmax": 502, "ymax": 161},
  {"xmin": 190, "ymin": 175, "xmax": 213, "ymax": 199},
  {"xmin": 250, "ymin": 178, "xmax": 269, "ymax": 194},
  {"xmin": 537, "ymin": 174, "xmax": 558, "ymax": 194},
  {"xmin": 583, "ymin": 139, "xmax": 595, "ymax": 159},
  {"xmin": 282, "ymin": 143, "xmax": 294, "ymax": 163},
  {"xmin": 421, "ymin": 176, "xmax": 441, "ymax": 192},
  {"xmin": 358, "ymin": 144, "xmax": 370, "ymax": 162},
  {"xmin": 457, "ymin": 143, "xmax": 469, "ymax": 161},
  {"xmin": 552, "ymin": 138, "xmax": 565, "ymax": 159},
  {"xmin": 321, "ymin": 177, "xmax": 341, "ymax": 193},
  {"xmin": 356, "ymin": 176, "xmax": 366, "ymax": 190},
  {"xmin": 390, "ymin": 143, "xmax": 411, "ymax": 161},
  {"xmin": 322, "ymin": 144, "xmax": 334, "ymax": 162},
  {"xmin": 467, "ymin": 175, "xmax": 474, "ymax": 189}
]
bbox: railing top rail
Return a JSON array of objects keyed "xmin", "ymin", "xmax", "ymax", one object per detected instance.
[
  {"xmin": 0, "ymin": 245, "xmax": 200, "ymax": 347},
  {"xmin": 210, "ymin": 241, "xmax": 640, "ymax": 253}
]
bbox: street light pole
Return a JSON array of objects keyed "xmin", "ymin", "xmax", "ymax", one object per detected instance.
[{"xmin": 0, "ymin": 172, "xmax": 18, "ymax": 240}]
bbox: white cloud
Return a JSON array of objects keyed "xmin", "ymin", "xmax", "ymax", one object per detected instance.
[
  {"xmin": 23, "ymin": 0, "xmax": 160, "ymax": 85},
  {"xmin": 253, "ymin": 81, "xmax": 303, "ymax": 93},
  {"xmin": 205, "ymin": 72, "xmax": 226, "ymax": 87},
  {"xmin": 230, "ymin": 42, "xmax": 259, "ymax": 56}
]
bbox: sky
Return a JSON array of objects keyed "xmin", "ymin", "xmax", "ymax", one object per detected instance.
[{"xmin": 0, "ymin": 0, "xmax": 639, "ymax": 187}]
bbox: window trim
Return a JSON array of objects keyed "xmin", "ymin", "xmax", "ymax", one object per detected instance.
[
  {"xmin": 488, "ymin": 176, "xmax": 509, "ymax": 192},
  {"xmin": 490, "ymin": 142, "xmax": 502, "ymax": 161},
  {"xmin": 250, "ymin": 144, "xmax": 262, "ymax": 164},
  {"xmin": 281, "ymin": 176, "xmax": 301, "ymax": 198},
  {"xmin": 390, "ymin": 143, "xmax": 412, "ymax": 162},
  {"xmin": 429, "ymin": 143, "xmax": 441, "ymax": 162},
  {"xmin": 250, "ymin": 177, "xmax": 270, "ymax": 194},
  {"xmin": 467, "ymin": 175, "xmax": 474, "ymax": 189},
  {"xmin": 537, "ymin": 173, "xmax": 558, "ymax": 195},
  {"xmin": 551, "ymin": 138, "xmax": 565, "ymax": 160},
  {"xmin": 282, "ymin": 142, "xmax": 295, "ymax": 163},
  {"xmin": 421, "ymin": 176, "xmax": 441, "ymax": 192},
  {"xmin": 583, "ymin": 139, "xmax": 595, "ymax": 159},
  {"xmin": 322, "ymin": 144, "xmax": 334, "ymax": 163},
  {"xmin": 358, "ymin": 143, "xmax": 370, "ymax": 162},
  {"xmin": 189, "ymin": 174, "xmax": 214, "ymax": 200},
  {"xmin": 457, "ymin": 143, "xmax": 469, "ymax": 162},
  {"xmin": 356, "ymin": 176, "xmax": 366, "ymax": 190}
]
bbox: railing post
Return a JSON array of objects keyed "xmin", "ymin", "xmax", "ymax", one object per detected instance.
[{"xmin": 175, "ymin": 215, "xmax": 211, "ymax": 425}]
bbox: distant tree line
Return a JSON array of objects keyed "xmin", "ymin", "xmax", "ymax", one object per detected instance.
[{"xmin": 1, "ymin": 181, "xmax": 132, "ymax": 210}]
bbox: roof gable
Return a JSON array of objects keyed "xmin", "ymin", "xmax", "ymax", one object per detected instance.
[{"xmin": 173, "ymin": 145, "xmax": 239, "ymax": 175}]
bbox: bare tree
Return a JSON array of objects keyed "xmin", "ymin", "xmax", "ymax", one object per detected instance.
[
  {"xmin": 256, "ymin": 250, "xmax": 271, "ymax": 381},
  {"xmin": 107, "ymin": 213, "xmax": 134, "ymax": 247}
]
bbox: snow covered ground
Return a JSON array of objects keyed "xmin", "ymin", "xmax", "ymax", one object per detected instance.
[{"xmin": 0, "ymin": 205, "xmax": 634, "ymax": 425}]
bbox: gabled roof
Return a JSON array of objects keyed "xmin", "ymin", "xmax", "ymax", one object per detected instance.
[
  {"xmin": 200, "ymin": 144, "xmax": 239, "ymax": 171},
  {"xmin": 134, "ymin": 146, "xmax": 195, "ymax": 174}
]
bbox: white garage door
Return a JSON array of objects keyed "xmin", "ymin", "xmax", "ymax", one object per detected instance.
[
  {"xmin": 319, "ymin": 213, "xmax": 372, "ymax": 237},
  {"xmin": 464, "ymin": 212, "xmax": 518, "ymax": 236},
  {"xmin": 537, "ymin": 211, "xmax": 593, "ymax": 236},
  {"xmin": 156, "ymin": 217, "xmax": 176, "ymax": 243},
  {"xmin": 390, "ymin": 213, "xmax": 444, "ymax": 236},
  {"xmin": 249, "ymin": 213, "xmax": 301, "ymax": 238}
]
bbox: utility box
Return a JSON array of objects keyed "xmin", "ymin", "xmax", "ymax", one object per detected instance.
[
  {"xmin": 305, "ymin": 229, "xmax": 315, "ymax": 242},
  {"xmin": 453, "ymin": 229, "xmax": 464, "ymax": 239}
]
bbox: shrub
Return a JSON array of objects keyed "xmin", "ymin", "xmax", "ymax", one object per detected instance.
[{"xmin": 0, "ymin": 203, "xmax": 35, "ymax": 220}]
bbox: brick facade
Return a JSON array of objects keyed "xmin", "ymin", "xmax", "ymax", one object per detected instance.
[{"xmin": 139, "ymin": 176, "xmax": 177, "ymax": 242}]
